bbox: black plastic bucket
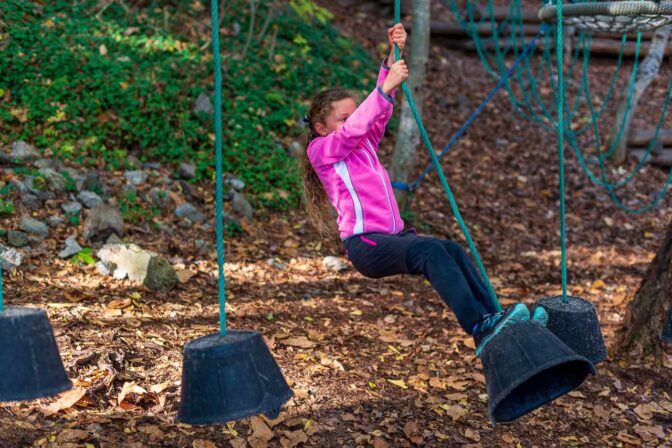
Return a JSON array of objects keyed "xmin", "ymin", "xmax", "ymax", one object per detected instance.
[
  {"xmin": 480, "ymin": 320, "xmax": 596, "ymax": 423},
  {"xmin": 177, "ymin": 330, "xmax": 292, "ymax": 424},
  {"xmin": 661, "ymin": 308, "xmax": 672, "ymax": 343},
  {"xmin": 0, "ymin": 306, "xmax": 72, "ymax": 401},
  {"xmin": 535, "ymin": 296, "xmax": 607, "ymax": 364}
]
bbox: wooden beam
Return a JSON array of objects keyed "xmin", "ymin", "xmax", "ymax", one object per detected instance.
[
  {"xmin": 630, "ymin": 148, "xmax": 672, "ymax": 167},
  {"xmin": 629, "ymin": 129, "xmax": 672, "ymax": 147}
]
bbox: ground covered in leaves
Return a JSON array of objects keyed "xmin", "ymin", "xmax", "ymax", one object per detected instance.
[{"xmin": 3, "ymin": 1, "xmax": 672, "ymax": 447}]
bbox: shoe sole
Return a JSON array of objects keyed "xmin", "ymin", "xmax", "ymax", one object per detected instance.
[{"xmin": 475, "ymin": 304, "xmax": 530, "ymax": 357}]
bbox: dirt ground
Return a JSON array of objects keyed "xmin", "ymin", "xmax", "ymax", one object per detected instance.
[{"xmin": 2, "ymin": 1, "xmax": 672, "ymax": 447}]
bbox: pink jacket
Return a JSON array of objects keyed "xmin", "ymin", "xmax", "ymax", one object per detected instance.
[{"xmin": 307, "ymin": 60, "xmax": 404, "ymax": 240}]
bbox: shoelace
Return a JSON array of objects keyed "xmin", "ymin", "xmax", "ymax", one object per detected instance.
[{"xmin": 476, "ymin": 311, "xmax": 505, "ymax": 333}]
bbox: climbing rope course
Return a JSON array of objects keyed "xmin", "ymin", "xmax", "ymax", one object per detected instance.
[
  {"xmin": 390, "ymin": 0, "xmax": 672, "ymax": 306},
  {"xmin": 388, "ymin": 0, "xmax": 672, "ymax": 221}
]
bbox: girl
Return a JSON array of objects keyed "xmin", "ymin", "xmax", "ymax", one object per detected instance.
[{"xmin": 300, "ymin": 24, "xmax": 539, "ymax": 356}]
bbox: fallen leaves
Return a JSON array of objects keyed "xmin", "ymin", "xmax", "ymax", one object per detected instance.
[
  {"xmin": 633, "ymin": 403, "xmax": 653, "ymax": 420},
  {"xmin": 42, "ymin": 388, "xmax": 87, "ymax": 416},
  {"xmin": 117, "ymin": 381, "xmax": 147, "ymax": 406},
  {"xmin": 387, "ymin": 379, "xmax": 408, "ymax": 390},
  {"xmin": 403, "ymin": 421, "xmax": 423, "ymax": 445},
  {"xmin": 248, "ymin": 416, "xmax": 274, "ymax": 448},
  {"xmin": 280, "ymin": 336, "xmax": 315, "ymax": 349}
]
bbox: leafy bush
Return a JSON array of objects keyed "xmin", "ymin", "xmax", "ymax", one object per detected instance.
[{"xmin": 0, "ymin": 0, "xmax": 376, "ymax": 208}]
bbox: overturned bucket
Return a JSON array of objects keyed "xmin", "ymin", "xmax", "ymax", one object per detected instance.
[
  {"xmin": 0, "ymin": 306, "xmax": 72, "ymax": 402},
  {"xmin": 480, "ymin": 320, "xmax": 595, "ymax": 423},
  {"xmin": 663, "ymin": 308, "xmax": 672, "ymax": 342},
  {"xmin": 535, "ymin": 296, "xmax": 607, "ymax": 364},
  {"xmin": 178, "ymin": 330, "xmax": 292, "ymax": 424}
]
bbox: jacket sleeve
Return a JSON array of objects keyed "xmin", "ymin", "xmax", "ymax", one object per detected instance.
[
  {"xmin": 307, "ymin": 85, "xmax": 394, "ymax": 167},
  {"xmin": 368, "ymin": 59, "xmax": 396, "ymax": 149}
]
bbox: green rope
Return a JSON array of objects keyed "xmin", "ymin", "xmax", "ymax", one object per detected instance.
[
  {"xmin": 211, "ymin": 0, "xmax": 226, "ymax": 336},
  {"xmin": 393, "ymin": 0, "xmax": 500, "ymax": 311},
  {"xmin": 555, "ymin": 0, "xmax": 568, "ymax": 302}
]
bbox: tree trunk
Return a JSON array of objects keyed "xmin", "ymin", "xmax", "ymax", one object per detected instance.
[
  {"xmin": 620, "ymin": 218, "xmax": 672, "ymax": 358},
  {"xmin": 389, "ymin": 0, "xmax": 430, "ymax": 210},
  {"xmin": 607, "ymin": 25, "xmax": 671, "ymax": 164}
]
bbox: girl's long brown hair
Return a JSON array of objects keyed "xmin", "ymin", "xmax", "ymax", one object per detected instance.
[{"xmin": 300, "ymin": 88, "xmax": 356, "ymax": 237}]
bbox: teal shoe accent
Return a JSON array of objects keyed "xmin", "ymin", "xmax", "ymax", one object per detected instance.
[
  {"xmin": 531, "ymin": 306, "xmax": 549, "ymax": 326},
  {"xmin": 473, "ymin": 303, "xmax": 530, "ymax": 357}
]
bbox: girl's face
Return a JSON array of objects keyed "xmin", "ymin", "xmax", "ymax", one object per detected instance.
[{"xmin": 315, "ymin": 98, "xmax": 356, "ymax": 136}]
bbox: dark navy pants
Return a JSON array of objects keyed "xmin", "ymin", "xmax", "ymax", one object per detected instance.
[{"xmin": 343, "ymin": 230, "xmax": 497, "ymax": 334}]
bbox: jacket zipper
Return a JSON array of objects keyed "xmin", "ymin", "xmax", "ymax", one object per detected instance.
[{"xmin": 364, "ymin": 140, "xmax": 396, "ymax": 233}]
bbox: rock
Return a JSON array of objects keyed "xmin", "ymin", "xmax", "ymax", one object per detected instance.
[
  {"xmin": 0, "ymin": 244, "xmax": 23, "ymax": 271},
  {"xmin": 96, "ymin": 260, "xmax": 115, "ymax": 276},
  {"xmin": 149, "ymin": 188, "xmax": 171, "ymax": 208},
  {"xmin": 175, "ymin": 203, "xmax": 205, "ymax": 223},
  {"xmin": 97, "ymin": 243, "xmax": 151, "ymax": 283},
  {"xmin": 24, "ymin": 176, "xmax": 44, "ymax": 195},
  {"xmin": 288, "ymin": 140, "xmax": 303, "ymax": 158},
  {"xmin": 123, "ymin": 184, "xmax": 137, "ymax": 196},
  {"xmin": 20, "ymin": 193, "xmax": 40, "ymax": 210},
  {"xmin": 82, "ymin": 171, "xmax": 106, "ymax": 195},
  {"xmin": 33, "ymin": 158, "xmax": 53, "ymax": 169},
  {"xmin": 177, "ymin": 162, "xmax": 196, "ymax": 179},
  {"xmin": 10, "ymin": 180, "xmax": 28, "ymax": 193},
  {"xmin": 19, "ymin": 216, "xmax": 49, "ymax": 237},
  {"xmin": 193, "ymin": 92, "xmax": 214, "ymax": 114},
  {"xmin": 144, "ymin": 256, "xmax": 179, "ymax": 292},
  {"xmin": 97, "ymin": 243, "xmax": 178, "ymax": 292},
  {"xmin": 7, "ymin": 231, "xmax": 29, "ymax": 248},
  {"xmin": 224, "ymin": 175, "xmax": 245, "ymax": 191},
  {"xmin": 62, "ymin": 201, "xmax": 82, "ymax": 215},
  {"xmin": 77, "ymin": 191, "xmax": 103, "ymax": 209},
  {"xmin": 322, "ymin": 256, "xmax": 347, "ymax": 272},
  {"xmin": 158, "ymin": 223, "xmax": 175, "ymax": 235},
  {"xmin": 1, "ymin": 141, "xmax": 40, "ymax": 165},
  {"xmin": 83, "ymin": 204, "xmax": 124, "ymax": 242},
  {"xmin": 126, "ymin": 155, "xmax": 142, "ymax": 169},
  {"xmin": 177, "ymin": 180, "xmax": 196, "ymax": 199},
  {"xmin": 58, "ymin": 236, "xmax": 82, "ymax": 258},
  {"xmin": 195, "ymin": 240, "xmax": 206, "ymax": 250},
  {"xmin": 106, "ymin": 233, "xmax": 123, "ymax": 245},
  {"xmin": 123, "ymin": 170, "xmax": 148, "ymax": 186},
  {"xmin": 232, "ymin": 191, "xmax": 253, "ymax": 219},
  {"xmin": 38, "ymin": 168, "xmax": 67, "ymax": 192},
  {"xmin": 47, "ymin": 216, "xmax": 65, "ymax": 227},
  {"xmin": 142, "ymin": 162, "xmax": 161, "ymax": 170}
]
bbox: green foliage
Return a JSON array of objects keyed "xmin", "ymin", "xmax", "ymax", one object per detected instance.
[
  {"xmin": 289, "ymin": 0, "xmax": 333, "ymax": 24},
  {"xmin": 225, "ymin": 220, "xmax": 243, "ymax": 237},
  {"xmin": 61, "ymin": 170, "xmax": 78, "ymax": 192},
  {"xmin": 119, "ymin": 191, "xmax": 159, "ymax": 224},
  {"xmin": 70, "ymin": 247, "xmax": 96, "ymax": 266},
  {"xmin": 32, "ymin": 175, "xmax": 47, "ymax": 192},
  {"xmin": 65, "ymin": 210, "xmax": 80, "ymax": 226},
  {"xmin": 0, "ymin": 199, "xmax": 15, "ymax": 215},
  {"xmin": 0, "ymin": 0, "xmax": 374, "ymax": 208}
]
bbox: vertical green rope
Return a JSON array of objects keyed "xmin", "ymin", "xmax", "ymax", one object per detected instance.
[
  {"xmin": 211, "ymin": 0, "xmax": 226, "ymax": 336},
  {"xmin": 393, "ymin": 1, "xmax": 500, "ymax": 311},
  {"xmin": 556, "ymin": 0, "xmax": 568, "ymax": 302}
]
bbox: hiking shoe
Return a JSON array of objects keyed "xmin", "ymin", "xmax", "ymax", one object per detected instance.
[
  {"xmin": 531, "ymin": 305, "xmax": 549, "ymax": 326},
  {"xmin": 472, "ymin": 303, "xmax": 530, "ymax": 357}
]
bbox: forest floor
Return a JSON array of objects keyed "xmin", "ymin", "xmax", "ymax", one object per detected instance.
[{"xmin": 2, "ymin": 1, "xmax": 672, "ymax": 447}]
